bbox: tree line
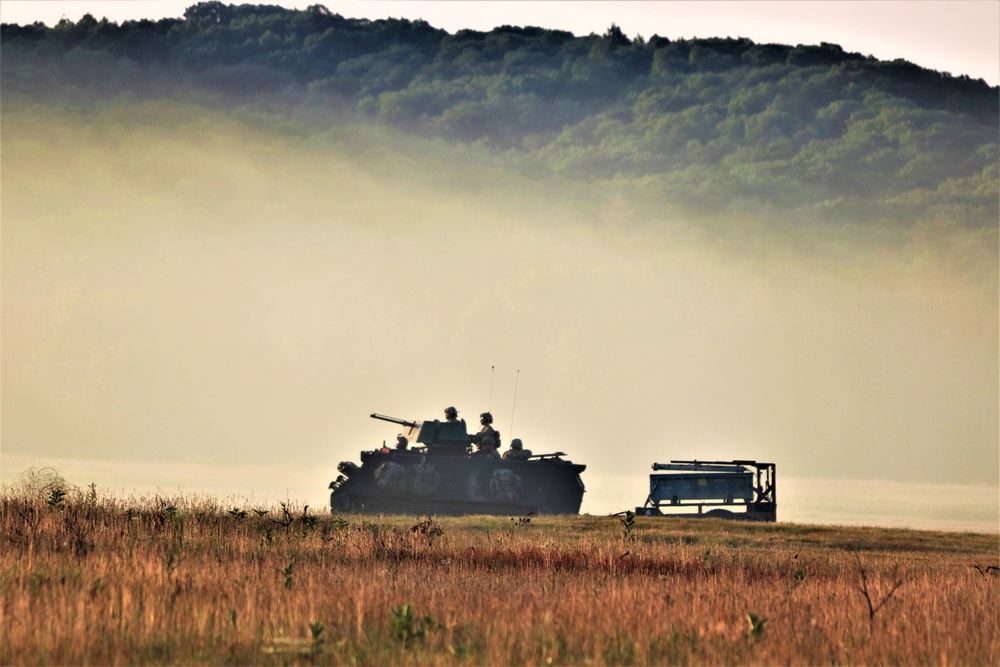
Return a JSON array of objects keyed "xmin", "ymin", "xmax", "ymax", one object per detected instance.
[{"xmin": 2, "ymin": 2, "xmax": 997, "ymax": 226}]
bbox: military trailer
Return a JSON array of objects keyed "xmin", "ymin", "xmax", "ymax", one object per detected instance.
[
  {"xmin": 328, "ymin": 413, "xmax": 587, "ymax": 515},
  {"xmin": 636, "ymin": 460, "xmax": 776, "ymax": 521}
]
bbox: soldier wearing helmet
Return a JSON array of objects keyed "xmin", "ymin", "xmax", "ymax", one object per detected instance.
[
  {"xmin": 436, "ymin": 406, "xmax": 468, "ymax": 452},
  {"xmin": 472, "ymin": 434, "xmax": 500, "ymax": 459},
  {"xmin": 471, "ymin": 411, "xmax": 499, "ymax": 450},
  {"xmin": 395, "ymin": 435, "xmax": 409, "ymax": 450},
  {"xmin": 502, "ymin": 438, "xmax": 532, "ymax": 461}
]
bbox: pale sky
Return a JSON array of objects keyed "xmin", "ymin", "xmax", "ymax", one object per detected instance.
[
  {"xmin": 3, "ymin": 101, "xmax": 997, "ymax": 521},
  {"xmin": 0, "ymin": 1, "xmax": 997, "ymax": 85}
]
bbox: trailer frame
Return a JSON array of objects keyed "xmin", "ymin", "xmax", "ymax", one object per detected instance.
[{"xmin": 636, "ymin": 459, "xmax": 776, "ymax": 521}]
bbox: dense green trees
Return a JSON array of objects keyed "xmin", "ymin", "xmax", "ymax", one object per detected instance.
[{"xmin": 2, "ymin": 2, "xmax": 996, "ymax": 225}]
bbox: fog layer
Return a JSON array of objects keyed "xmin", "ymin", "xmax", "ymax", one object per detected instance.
[{"xmin": 3, "ymin": 104, "xmax": 997, "ymax": 497}]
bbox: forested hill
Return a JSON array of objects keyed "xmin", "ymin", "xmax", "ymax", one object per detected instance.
[{"xmin": 3, "ymin": 2, "xmax": 998, "ymax": 226}]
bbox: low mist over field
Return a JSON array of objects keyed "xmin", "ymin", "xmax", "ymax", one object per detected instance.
[{"xmin": 3, "ymin": 101, "xmax": 996, "ymax": 511}]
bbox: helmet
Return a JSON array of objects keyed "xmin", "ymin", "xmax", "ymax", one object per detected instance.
[
  {"xmin": 480, "ymin": 412, "xmax": 493, "ymax": 424},
  {"xmin": 511, "ymin": 438, "xmax": 523, "ymax": 450},
  {"xmin": 396, "ymin": 435, "xmax": 408, "ymax": 449},
  {"xmin": 444, "ymin": 406, "xmax": 458, "ymax": 418}
]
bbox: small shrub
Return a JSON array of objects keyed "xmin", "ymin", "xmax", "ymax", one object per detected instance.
[
  {"xmin": 46, "ymin": 487, "xmax": 67, "ymax": 509},
  {"xmin": 411, "ymin": 517, "xmax": 444, "ymax": 545},
  {"xmin": 309, "ymin": 620, "xmax": 325, "ymax": 656},
  {"xmin": 506, "ymin": 513, "xmax": 532, "ymax": 542},
  {"xmin": 273, "ymin": 502, "xmax": 295, "ymax": 532},
  {"xmin": 300, "ymin": 506, "xmax": 319, "ymax": 537},
  {"xmin": 746, "ymin": 611, "xmax": 767, "ymax": 640},
  {"xmin": 391, "ymin": 603, "xmax": 435, "ymax": 646},
  {"xmin": 619, "ymin": 510, "xmax": 636, "ymax": 541},
  {"xmin": 281, "ymin": 556, "xmax": 295, "ymax": 589}
]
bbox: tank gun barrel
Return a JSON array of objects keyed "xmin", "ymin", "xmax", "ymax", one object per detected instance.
[{"xmin": 370, "ymin": 413, "xmax": 418, "ymax": 429}]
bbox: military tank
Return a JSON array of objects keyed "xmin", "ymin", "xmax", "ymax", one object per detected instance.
[{"xmin": 328, "ymin": 412, "xmax": 587, "ymax": 515}]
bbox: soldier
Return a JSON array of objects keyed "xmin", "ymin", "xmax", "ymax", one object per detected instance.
[
  {"xmin": 502, "ymin": 438, "xmax": 532, "ymax": 461},
  {"xmin": 471, "ymin": 412, "xmax": 498, "ymax": 447},
  {"xmin": 395, "ymin": 435, "xmax": 409, "ymax": 450},
  {"xmin": 443, "ymin": 406, "xmax": 468, "ymax": 432},
  {"xmin": 438, "ymin": 406, "xmax": 469, "ymax": 453},
  {"xmin": 473, "ymin": 434, "xmax": 500, "ymax": 460}
]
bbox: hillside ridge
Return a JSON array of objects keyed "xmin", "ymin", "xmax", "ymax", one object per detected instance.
[{"xmin": 3, "ymin": 2, "xmax": 998, "ymax": 225}]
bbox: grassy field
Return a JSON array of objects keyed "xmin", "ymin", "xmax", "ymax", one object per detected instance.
[{"xmin": 1, "ymin": 490, "xmax": 997, "ymax": 666}]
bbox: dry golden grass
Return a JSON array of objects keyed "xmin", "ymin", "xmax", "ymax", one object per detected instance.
[{"xmin": 1, "ymin": 491, "xmax": 997, "ymax": 665}]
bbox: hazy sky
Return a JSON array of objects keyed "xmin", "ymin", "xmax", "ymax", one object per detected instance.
[
  {"xmin": 0, "ymin": 1, "xmax": 997, "ymax": 85},
  {"xmin": 2, "ymin": 102, "xmax": 997, "ymax": 521}
]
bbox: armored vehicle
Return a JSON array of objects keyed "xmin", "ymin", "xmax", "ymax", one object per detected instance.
[{"xmin": 329, "ymin": 413, "xmax": 587, "ymax": 515}]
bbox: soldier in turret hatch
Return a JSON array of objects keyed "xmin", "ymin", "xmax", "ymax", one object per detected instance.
[
  {"xmin": 502, "ymin": 438, "xmax": 532, "ymax": 461},
  {"xmin": 395, "ymin": 435, "xmax": 409, "ymax": 450},
  {"xmin": 471, "ymin": 412, "xmax": 498, "ymax": 448},
  {"xmin": 435, "ymin": 406, "xmax": 469, "ymax": 451}
]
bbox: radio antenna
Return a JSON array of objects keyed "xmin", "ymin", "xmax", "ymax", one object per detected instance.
[
  {"xmin": 488, "ymin": 365, "xmax": 495, "ymax": 411},
  {"xmin": 509, "ymin": 369, "xmax": 520, "ymax": 436}
]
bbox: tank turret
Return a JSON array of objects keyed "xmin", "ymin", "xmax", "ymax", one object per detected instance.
[
  {"xmin": 368, "ymin": 412, "xmax": 475, "ymax": 454},
  {"xmin": 329, "ymin": 412, "xmax": 587, "ymax": 515}
]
